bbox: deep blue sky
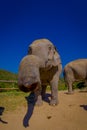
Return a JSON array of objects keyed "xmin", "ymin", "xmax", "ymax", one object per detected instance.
[{"xmin": 0, "ymin": 0, "xmax": 87, "ymax": 73}]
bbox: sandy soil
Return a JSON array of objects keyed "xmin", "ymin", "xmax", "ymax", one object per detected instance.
[{"xmin": 0, "ymin": 90, "xmax": 87, "ymax": 130}]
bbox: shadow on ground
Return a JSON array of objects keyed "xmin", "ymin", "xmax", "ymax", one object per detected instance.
[
  {"xmin": 42, "ymin": 93, "xmax": 51, "ymax": 103},
  {"xmin": 0, "ymin": 107, "xmax": 8, "ymax": 124},
  {"xmin": 79, "ymin": 90, "xmax": 87, "ymax": 93},
  {"xmin": 80, "ymin": 105, "xmax": 87, "ymax": 111},
  {"xmin": 23, "ymin": 92, "xmax": 51, "ymax": 127},
  {"xmin": 23, "ymin": 92, "xmax": 35, "ymax": 127}
]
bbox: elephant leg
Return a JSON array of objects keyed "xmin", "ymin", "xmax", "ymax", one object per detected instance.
[
  {"xmin": 50, "ymin": 75, "xmax": 58, "ymax": 106},
  {"xmin": 41, "ymin": 85, "xmax": 47, "ymax": 99},
  {"xmin": 67, "ymin": 81, "xmax": 74, "ymax": 94},
  {"xmin": 85, "ymin": 80, "xmax": 87, "ymax": 87},
  {"xmin": 34, "ymin": 83, "xmax": 43, "ymax": 106}
]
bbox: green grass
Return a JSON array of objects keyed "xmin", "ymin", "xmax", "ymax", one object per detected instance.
[
  {"xmin": 0, "ymin": 69, "xmax": 18, "ymax": 89},
  {"xmin": 0, "ymin": 91, "xmax": 29, "ymax": 112},
  {"xmin": 58, "ymin": 78, "xmax": 67, "ymax": 90},
  {"xmin": 0, "ymin": 69, "xmax": 18, "ymax": 80},
  {"xmin": 0, "ymin": 82, "xmax": 86, "ymax": 113}
]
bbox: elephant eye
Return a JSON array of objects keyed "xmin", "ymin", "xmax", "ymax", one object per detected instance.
[{"xmin": 48, "ymin": 46, "xmax": 51, "ymax": 50}]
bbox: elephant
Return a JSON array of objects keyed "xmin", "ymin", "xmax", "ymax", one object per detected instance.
[
  {"xmin": 63, "ymin": 59, "xmax": 87, "ymax": 94},
  {"xmin": 28, "ymin": 38, "xmax": 62, "ymax": 105},
  {"xmin": 18, "ymin": 38, "xmax": 62, "ymax": 106}
]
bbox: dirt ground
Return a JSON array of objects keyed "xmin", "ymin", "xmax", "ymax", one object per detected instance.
[{"xmin": 0, "ymin": 90, "xmax": 87, "ymax": 130}]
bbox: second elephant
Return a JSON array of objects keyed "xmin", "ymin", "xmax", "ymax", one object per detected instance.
[{"xmin": 63, "ymin": 59, "xmax": 87, "ymax": 94}]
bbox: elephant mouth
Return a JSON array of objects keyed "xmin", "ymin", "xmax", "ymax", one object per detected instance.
[{"xmin": 19, "ymin": 82, "xmax": 39, "ymax": 92}]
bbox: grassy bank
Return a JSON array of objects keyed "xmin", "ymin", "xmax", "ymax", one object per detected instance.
[{"xmin": 0, "ymin": 91, "xmax": 29, "ymax": 112}]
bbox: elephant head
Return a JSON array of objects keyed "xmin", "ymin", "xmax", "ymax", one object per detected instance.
[{"xmin": 28, "ymin": 39, "xmax": 61, "ymax": 69}]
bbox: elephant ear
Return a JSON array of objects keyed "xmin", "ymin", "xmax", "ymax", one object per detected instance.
[
  {"xmin": 45, "ymin": 46, "xmax": 62, "ymax": 69},
  {"xmin": 49, "ymin": 46, "xmax": 61, "ymax": 66},
  {"xmin": 47, "ymin": 44, "xmax": 55, "ymax": 60},
  {"xmin": 53, "ymin": 50, "xmax": 61, "ymax": 66}
]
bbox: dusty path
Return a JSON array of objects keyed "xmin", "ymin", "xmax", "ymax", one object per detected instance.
[{"xmin": 0, "ymin": 90, "xmax": 87, "ymax": 130}]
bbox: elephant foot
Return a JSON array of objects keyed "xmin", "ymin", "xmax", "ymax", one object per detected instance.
[
  {"xmin": 67, "ymin": 91, "xmax": 74, "ymax": 95},
  {"xmin": 35, "ymin": 101, "xmax": 43, "ymax": 106},
  {"xmin": 49, "ymin": 99, "xmax": 58, "ymax": 106},
  {"xmin": 35, "ymin": 95, "xmax": 43, "ymax": 106},
  {"xmin": 35, "ymin": 100, "xmax": 43, "ymax": 106}
]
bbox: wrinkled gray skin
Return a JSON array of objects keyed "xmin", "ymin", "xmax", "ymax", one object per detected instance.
[
  {"xmin": 18, "ymin": 39, "xmax": 62, "ymax": 106},
  {"xmin": 18, "ymin": 55, "xmax": 45, "ymax": 105},
  {"xmin": 63, "ymin": 59, "xmax": 87, "ymax": 94},
  {"xmin": 28, "ymin": 39, "xmax": 62, "ymax": 105}
]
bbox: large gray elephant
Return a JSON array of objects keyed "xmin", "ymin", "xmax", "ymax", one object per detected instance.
[
  {"xmin": 18, "ymin": 38, "xmax": 62, "ymax": 106},
  {"xmin": 63, "ymin": 59, "xmax": 87, "ymax": 94},
  {"xmin": 28, "ymin": 39, "xmax": 62, "ymax": 105}
]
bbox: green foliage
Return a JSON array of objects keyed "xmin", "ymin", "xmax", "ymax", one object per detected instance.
[
  {"xmin": 73, "ymin": 81, "xmax": 86, "ymax": 90},
  {"xmin": 46, "ymin": 78, "xmax": 67, "ymax": 91},
  {"xmin": 58, "ymin": 78, "xmax": 87, "ymax": 91},
  {"xmin": 58, "ymin": 78, "xmax": 67, "ymax": 90},
  {"xmin": 0, "ymin": 69, "xmax": 18, "ymax": 80},
  {"xmin": 0, "ymin": 69, "xmax": 18, "ymax": 91}
]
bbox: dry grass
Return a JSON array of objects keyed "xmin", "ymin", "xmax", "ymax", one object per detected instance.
[{"xmin": 0, "ymin": 91, "xmax": 29, "ymax": 112}]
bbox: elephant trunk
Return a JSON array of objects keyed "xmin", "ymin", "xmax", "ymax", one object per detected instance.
[
  {"xmin": 18, "ymin": 55, "xmax": 42, "ymax": 92},
  {"xmin": 18, "ymin": 81, "xmax": 40, "ymax": 92}
]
